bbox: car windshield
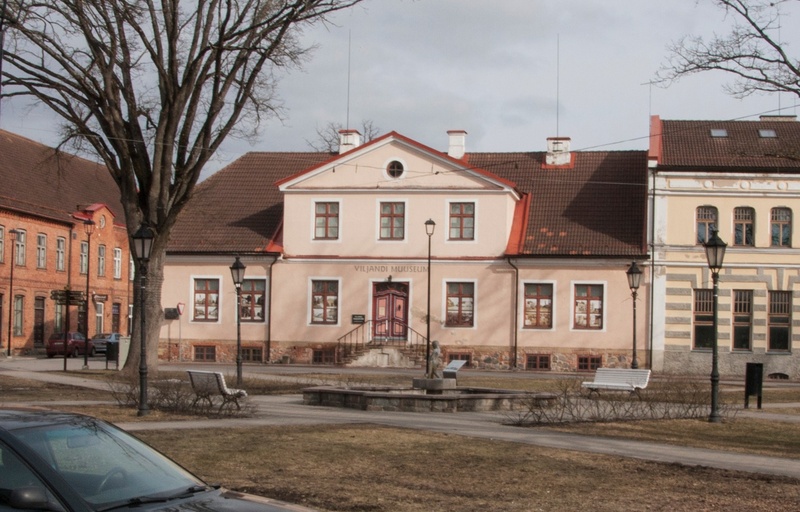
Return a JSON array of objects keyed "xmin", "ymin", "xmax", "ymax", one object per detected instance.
[
  {"xmin": 9, "ymin": 417, "xmax": 205, "ymax": 509},
  {"xmin": 93, "ymin": 333, "xmax": 111, "ymax": 339}
]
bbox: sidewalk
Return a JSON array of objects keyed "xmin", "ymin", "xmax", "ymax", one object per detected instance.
[{"xmin": 3, "ymin": 357, "xmax": 800, "ymax": 480}]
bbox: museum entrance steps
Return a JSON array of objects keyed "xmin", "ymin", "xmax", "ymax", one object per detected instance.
[{"xmin": 336, "ymin": 320, "xmax": 426, "ymax": 367}]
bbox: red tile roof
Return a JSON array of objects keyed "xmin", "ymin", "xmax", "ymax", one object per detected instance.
[
  {"xmin": 0, "ymin": 130, "xmax": 124, "ymax": 224},
  {"xmin": 655, "ymin": 118, "xmax": 800, "ymax": 171},
  {"xmin": 169, "ymin": 145, "xmax": 648, "ymax": 258},
  {"xmin": 167, "ymin": 152, "xmax": 331, "ymax": 254},
  {"xmin": 468, "ymin": 151, "xmax": 649, "ymax": 257}
]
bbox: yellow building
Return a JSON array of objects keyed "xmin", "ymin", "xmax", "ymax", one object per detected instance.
[{"xmin": 649, "ymin": 115, "xmax": 800, "ymax": 378}]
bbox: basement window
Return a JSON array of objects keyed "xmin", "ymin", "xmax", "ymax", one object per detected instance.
[
  {"xmin": 710, "ymin": 129, "xmax": 728, "ymax": 138},
  {"xmin": 759, "ymin": 129, "xmax": 777, "ymax": 138}
]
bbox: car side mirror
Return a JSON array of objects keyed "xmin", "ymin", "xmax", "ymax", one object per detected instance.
[{"xmin": 8, "ymin": 486, "xmax": 57, "ymax": 510}]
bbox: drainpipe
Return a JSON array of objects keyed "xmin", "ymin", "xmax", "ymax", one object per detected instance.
[
  {"xmin": 266, "ymin": 256, "xmax": 278, "ymax": 363},
  {"xmin": 648, "ymin": 167, "xmax": 656, "ymax": 369},
  {"xmin": 506, "ymin": 257, "xmax": 520, "ymax": 369}
]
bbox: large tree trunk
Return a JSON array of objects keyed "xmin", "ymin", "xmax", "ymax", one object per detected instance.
[{"xmin": 124, "ymin": 240, "xmax": 166, "ymax": 375}]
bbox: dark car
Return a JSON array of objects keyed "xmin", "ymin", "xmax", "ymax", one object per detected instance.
[
  {"xmin": 90, "ymin": 332, "xmax": 121, "ymax": 354},
  {"xmin": 0, "ymin": 408, "xmax": 313, "ymax": 511},
  {"xmin": 46, "ymin": 332, "xmax": 92, "ymax": 358}
]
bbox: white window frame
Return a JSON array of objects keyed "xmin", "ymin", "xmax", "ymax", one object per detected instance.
[
  {"xmin": 56, "ymin": 237, "xmax": 66, "ymax": 271},
  {"xmin": 80, "ymin": 241, "xmax": 88, "ymax": 274},
  {"xmin": 446, "ymin": 199, "xmax": 478, "ymax": 244},
  {"xmin": 95, "ymin": 301, "xmax": 104, "ymax": 334},
  {"xmin": 36, "ymin": 234, "xmax": 47, "ymax": 269},
  {"xmin": 190, "ymin": 275, "xmax": 222, "ymax": 323},
  {"xmin": 520, "ymin": 280, "xmax": 556, "ymax": 331},
  {"xmin": 376, "ymin": 198, "xmax": 408, "ymax": 243},
  {"xmin": 98, "ymin": 244, "xmax": 106, "ymax": 277},
  {"xmin": 442, "ymin": 278, "xmax": 478, "ymax": 330},
  {"xmin": 113, "ymin": 248, "xmax": 122, "ymax": 279},
  {"xmin": 14, "ymin": 230, "xmax": 26, "ymax": 266},
  {"xmin": 570, "ymin": 280, "xmax": 607, "ymax": 333},
  {"xmin": 307, "ymin": 277, "xmax": 342, "ymax": 327}
]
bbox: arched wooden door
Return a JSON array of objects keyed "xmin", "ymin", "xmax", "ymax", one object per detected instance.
[{"xmin": 373, "ymin": 282, "xmax": 409, "ymax": 342}]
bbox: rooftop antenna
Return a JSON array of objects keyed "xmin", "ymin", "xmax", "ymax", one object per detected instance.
[
  {"xmin": 346, "ymin": 29, "xmax": 351, "ymax": 129},
  {"xmin": 556, "ymin": 34, "xmax": 560, "ymax": 137}
]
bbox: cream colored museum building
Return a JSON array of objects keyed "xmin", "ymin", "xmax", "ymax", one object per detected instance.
[{"xmin": 162, "ymin": 129, "xmax": 650, "ymax": 372}]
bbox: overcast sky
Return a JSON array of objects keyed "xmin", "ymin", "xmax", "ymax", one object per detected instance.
[{"xmin": 2, "ymin": 0, "xmax": 798, "ymax": 180}]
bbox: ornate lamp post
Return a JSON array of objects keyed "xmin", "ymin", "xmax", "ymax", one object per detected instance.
[
  {"xmin": 131, "ymin": 224, "xmax": 154, "ymax": 416},
  {"xmin": 626, "ymin": 261, "xmax": 643, "ymax": 369},
  {"xmin": 230, "ymin": 256, "xmax": 246, "ymax": 387},
  {"xmin": 424, "ymin": 219, "xmax": 435, "ymax": 378},
  {"xmin": 82, "ymin": 219, "xmax": 95, "ymax": 369},
  {"xmin": 703, "ymin": 228, "xmax": 727, "ymax": 423},
  {"xmin": 6, "ymin": 228, "xmax": 20, "ymax": 357}
]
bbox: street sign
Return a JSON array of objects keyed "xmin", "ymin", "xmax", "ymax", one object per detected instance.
[{"xmin": 50, "ymin": 290, "xmax": 86, "ymax": 305}]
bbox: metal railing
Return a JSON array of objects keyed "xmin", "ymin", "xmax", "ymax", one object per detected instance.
[{"xmin": 336, "ymin": 320, "xmax": 427, "ymax": 365}]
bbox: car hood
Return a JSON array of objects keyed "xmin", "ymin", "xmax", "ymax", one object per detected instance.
[{"xmin": 133, "ymin": 488, "xmax": 315, "ymax": 512}]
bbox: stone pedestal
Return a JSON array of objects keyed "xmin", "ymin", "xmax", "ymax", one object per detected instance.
[{"xmin": 412, "ymin": 378, "xmax": 456, "ymax": 392}]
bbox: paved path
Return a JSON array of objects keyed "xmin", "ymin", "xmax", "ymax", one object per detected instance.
[{"xmin": 3, "ymin": 357, "xmax": 800, "ymax": 480}]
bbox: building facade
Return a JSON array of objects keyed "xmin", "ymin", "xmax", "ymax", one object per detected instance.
[
  {"xmin": 0, "ymin": 131, "xmax": 133, "ymax": 356},
  {"xmin": 162, "ymin": 130, "xmax": 650, "ymax": 372},
  {"xmin": 649, "ymin": 115, "xmax": 800, "ymax": 378}
]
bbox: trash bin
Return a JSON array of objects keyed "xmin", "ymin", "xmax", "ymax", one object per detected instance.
[
  {"xmin": 105, "ymin": 342, "xmax": 119, "ymax": 370},
  {"xmin": 744, "ymin": 362, "xmax": 763, "ymax": 409}
]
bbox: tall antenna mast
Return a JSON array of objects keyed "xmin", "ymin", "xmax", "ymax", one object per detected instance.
[
  {"xmin": 346, "ymin": 29, "xmax": 352, "ymax": 129},
  {"xmin": 556, "ymin": 34, "xmax": 560, "ymax": 137}
]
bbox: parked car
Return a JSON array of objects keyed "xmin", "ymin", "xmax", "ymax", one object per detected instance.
[
  {"xmin": 46, "ymin": 331, "xmax": 91, "ymax": 358},
  {"xmin": 91, "ymin": 332, "xmax": 122, "ymax": 354},
  {"xmin": 0, "ymin": 408, "xmax": 312, "ymax": 511}
]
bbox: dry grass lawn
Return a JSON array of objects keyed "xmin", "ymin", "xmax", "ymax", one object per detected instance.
[{"xmin": 3, "ymin": 371, "xmax": 800, "ymax": 511}]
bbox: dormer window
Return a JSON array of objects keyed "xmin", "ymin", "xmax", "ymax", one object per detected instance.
[
  {"xmin": 759, "ymin": 129, "xmax": 777, "ymax": 138},
  {"xmin": 386, "ymin": 160, "xmax": 404, "ymax": 178},
  {"xmin": 710, "ymin": 129, "xmax": 728, "ymax": 138}
]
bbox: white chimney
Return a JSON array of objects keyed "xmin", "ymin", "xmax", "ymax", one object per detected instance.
[
  {"xmin": 338, "ymin": 129, "xmax": 362, "ymax": 154},
  {"xmin": 447, "ymin": 130, "xmax": 467, "ymax": 159},
  {"xmin": 546, "ymin": 137, "xmax": 571, "ymax": 166}
]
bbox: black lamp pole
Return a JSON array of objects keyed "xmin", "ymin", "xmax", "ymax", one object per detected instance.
[
  {"xmin": 424, "ymin": 219, "xmax": 435, "ymax": 378},
  {"xmin": 83, "ymin": 219, "xmax": 95, "ymax": 369},
  {"xmin": 230, "ymin": 256, "xmax": 246, "ymax": 387},
  {"xmin": 703, "ymin": 228, "xmax": 727, "ymax": 423},
  {"xmin": 6, "ymin": 229, "xmax": 20, "ymax": 357},
  {"xmin": 132, "ymin": 225, "xmax": 154, "ymax": 417},
  {"xmin": 626, "ymin": 261, "xmax": 643, "ymax": 369}
]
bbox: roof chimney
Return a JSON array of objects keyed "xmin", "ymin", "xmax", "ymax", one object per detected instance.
[
  {"xmin": 546, "ymin": 137, "xmax": 571, "ymax": 166},
  {"xmin": 338, "ymin": 129, "xmax": 362, "ymax": 154},
  {"xmin": 447, "ymin": 130, "xmax": 467, "ymax": 159},
  {"xmin": 759, "ymin": 115, "xmax": 797, "ymax": 122}
]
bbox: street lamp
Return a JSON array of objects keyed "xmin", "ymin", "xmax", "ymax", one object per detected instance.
[
  {"xmin": 82, "ymin": 219, "xmax": 95, "ymax": 369},
  {"xmin": 131, "ymin": 224, "xmax": 154, "ymax": 416},
  {"xmin": 425, "ymin": 219, "xmax": 435, "ymax": 378},
  {"xmin": 6, "ymin": 228, "xmax": 20, "ymax": 357},
  {"xmin": 230, "ymin": 256, "xmax": 246, "ymax": 387},
  {"xmin": 626, "ymin": 261, "xmax": 643, "ymax": 369},
  {"xmin": 703, "ymin": 228, "xmax": 727, "ymax": 423}
]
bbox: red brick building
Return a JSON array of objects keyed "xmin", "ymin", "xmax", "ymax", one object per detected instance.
[{"xmin": 0, "ymin": 130, "xmax": 132, "ymax": 356}]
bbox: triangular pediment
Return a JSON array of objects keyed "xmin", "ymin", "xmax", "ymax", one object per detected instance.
[{"xmin": 277, "ymin": 132, "xmax": 519, "ymax": 198}]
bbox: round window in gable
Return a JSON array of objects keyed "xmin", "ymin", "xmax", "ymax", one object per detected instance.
[{"xmin": 386, "ymin": 160, "xmax": 404, "ymax": 178}]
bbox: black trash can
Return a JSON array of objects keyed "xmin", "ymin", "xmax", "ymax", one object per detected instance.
[
  {"xmin": 744, "ymin": 362, "xmax": 763, "ymax": 409},
  {"xmin": 105, "ymin": 342, "xmax": 119, "ymax": 369}
]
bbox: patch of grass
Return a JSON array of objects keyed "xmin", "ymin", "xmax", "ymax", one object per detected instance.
[
  {"xmin": 546, "ymin": 417, "xmax": 800, "ymax": 459},
  {"xmin": 136, "ymin": 424, "xmax": 800, "ymax": 512}
]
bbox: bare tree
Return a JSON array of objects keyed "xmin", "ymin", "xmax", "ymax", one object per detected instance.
[
  {"xmin": 657, "ymin": 0, "xmax": 800, "ymax": 99},
  {"xmin": 0, "ymin": 0, "xmax": 364, "ymax": 371},
  {"xmin": 306, "ymin": 119, "xmax": 380, "ymax": 152}
]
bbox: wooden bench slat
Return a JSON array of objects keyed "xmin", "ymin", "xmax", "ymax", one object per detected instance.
[{"xmin": 187, "ymin": 370, "xmax": 247, "ymax": 412}]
